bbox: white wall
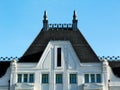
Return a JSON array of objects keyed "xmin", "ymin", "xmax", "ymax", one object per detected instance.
[
  {"xmin": 16, "ymin": 41, "xmax": 102, "ymax": 90},
  {"xmin": 0, "ymin": 41, "xmax": 114, "ymax": 90},
  {"xmin": 0, "ymin": 87, "xmax": 8, "ymax": 90}
]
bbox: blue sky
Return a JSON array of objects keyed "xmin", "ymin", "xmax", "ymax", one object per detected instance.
[{"xmin": 0, "ymin": 0, "xmax": 120, "ymax": 57}]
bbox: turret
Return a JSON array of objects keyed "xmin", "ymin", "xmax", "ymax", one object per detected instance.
[
  {"xmin": 72, "ymin": 10, "xmax": 78, "ymax": 30},
  {"xmin": 43, "ymin": 10, "xmax": 48, "ymax": 31}
]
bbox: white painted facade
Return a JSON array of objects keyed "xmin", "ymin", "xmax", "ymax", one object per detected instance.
[{"xmin": 0, "ymin": 41, "xmax": 120, "ymax": 90}]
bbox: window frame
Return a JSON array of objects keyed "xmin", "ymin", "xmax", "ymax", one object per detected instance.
[
  {"xmin": 56, "ymin": 74, "xmax": 63, "ymax": 84},
  {"xmin": 29, "ymin": 74, "xmax": 34, "ymax": 83},
  {"xmin": 17, "ymin": 74, "xmax": 22, "ymax": 83},
  {"xmin": 84, "ymin": 73, "xmax": 102, "ymax": 83},
  {"xmin": 96, "ymin": 74, "xmax": 101, "ymax": 83},
  {"xmin": 17, "ymin": 73, "xmax": 35, "ymax": 83},
  {"xmin": 91, "ymin": 74, "xmax": 95, "ymax": 83},
  {"xmin": 23, "ymin": 74, "xmax": 28, "ymax": 83},
  {"xmin": 42, "ymin": 74, "xmax": 49, "ymax": 84},
  {"xmin": 84, "ymin": 74, "xmax": 89, "ymax": 83},
  {"xmin": 70, "ymin": 73, "xmax": 77, "ymax": 84}
]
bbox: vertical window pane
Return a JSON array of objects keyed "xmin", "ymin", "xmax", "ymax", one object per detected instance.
[
  {"xmin": 56, "ymin": 74, "xmax": 62, "ymax": 84},
  {"xmin": 57, "ymin": 48, "xmax": 61, "ymax": 67},
  {"xmin": 84, "ymin": 74, "xmax": 89, "ymax": 83},
  {"xmin": 23, "ymin": 74, "xmax": 28, "ymax": 83},
  {"xmin": 29, "ymin": 74, "xmax": 34, "ymax": 83},
  {"xmin": 96, "ymin": 74, "xmax": 101, "ymax": 83},
  {"xmin": 18, "ymin": 74, "xmax": 22, "ymax": 83},
  {"xmin": 42, "ymin": 74, "xmax": 49, "ymax": 83},
  {"xmin": 70, "ymin": 74, "xmax": 77, "ymax": 84},
  {"xmin": 91, "ymin": 74, "xmax": 95, "ymax": 83}
]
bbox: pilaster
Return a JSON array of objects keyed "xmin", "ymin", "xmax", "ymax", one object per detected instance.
[{"xmin": 10, "ymin": 60, "xmax": 17, "ymax": 90}]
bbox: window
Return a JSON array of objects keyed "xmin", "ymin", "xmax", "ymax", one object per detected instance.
[
  {"xmin": 18, "ymin": 74, "xmax": 22, "ymax": 83},
  {"xmin": 91, "ymin": 74, "xmax": 95, "ymax": 83},
  {"xmin": 56, "ymin": 74, "xmax": 62, "ymax": 84},
  {"xmin": 23, "ymin": 74, "xmax": 28, "ymax": 83},
  {"xmin": 84, "ymin": 74, "xmax": 89, "ymax": 83},
  {"xmin": 42, "ymin": 74, "xmax": 49, "ymax": 84},
  {"xmin": 84, "ymin": 74, "xmax": 101, "ymax": 83},
  {"xmin": 57, "ymin": 48, "xmax": 61, "ymax": 67},
  {"xmin": 96, "ymin": 74, "xmax": 101, "ymax": 83},
  {"xmin": 70, "ymin": 74, "xmax": 77, "ymax": 84},
  {"xmin": 17, "ymin": 73, "xmax": 34, "ymax": 83},
  {"xmin": 29, "ymin": 74, "xmax": 34, "ymax": 83}
]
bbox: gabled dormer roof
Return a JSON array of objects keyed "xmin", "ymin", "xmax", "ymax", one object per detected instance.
[{"xmin": 19, "ymin": 11, "xmax": 100, "ymax": 63}]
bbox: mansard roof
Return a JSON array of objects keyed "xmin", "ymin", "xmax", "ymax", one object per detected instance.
[
  {"xmin": 19, "ymin": 24, "xmax": 100, "ymax": 63},
  {"xmin": 18, "ymin": 10, "xmax": 100, "ymax": 63},
  {"xmin": 18, "ymin": 11, "xmax": 99, "ymax": 62}
]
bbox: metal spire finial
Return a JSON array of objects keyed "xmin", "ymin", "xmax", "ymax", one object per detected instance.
[
  {"xmin": 43, "ymin": 10, "xmax": 48, "ymax": 31},
  {"xmin": 72, "ymin": 10, "xmax": 78, "ymax": 30},
  {"xmin": 44, "ymin": 10, "xmax": 48, "ymax": 20},
  {"xmin": 73, "ymin": 10, "xmax": 77, "ymax": 20}
]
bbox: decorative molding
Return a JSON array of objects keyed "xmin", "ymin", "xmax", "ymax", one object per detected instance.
[
  {"xmin": 0, "ymin": 57, "xmax": 19, "ymax": 61},
  {"xmin": 98, "ymin": 56, "xmax": 120, "ymax": 61},
  {"xmin": 49, "ymin": 23, "xmax": 72, "ymax": 29}
]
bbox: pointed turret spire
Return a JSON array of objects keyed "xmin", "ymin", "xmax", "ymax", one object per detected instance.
[
  {"xmin": 73, "ymin": 10, "xmax": 77, "ymax": 20},
  {"xmin": 43, "ymin": 10, "xmax": 48, "ymax": 20},
  {"xmin": 72, "ymin": 10, "xmax": 78, "ymax": 30},
  {"xmin": 43, "ymin": 10, "xmax": 48, "ymax": 31}
]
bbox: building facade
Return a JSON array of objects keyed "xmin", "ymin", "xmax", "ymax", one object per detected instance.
[{"xmin": 0, "ymin": 11, "xmax": 120, "ymax": 90}]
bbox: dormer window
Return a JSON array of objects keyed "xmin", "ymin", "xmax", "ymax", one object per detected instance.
[{"xmin": 57, "ymin": 48, "xmax": 61, "ymax": 67}]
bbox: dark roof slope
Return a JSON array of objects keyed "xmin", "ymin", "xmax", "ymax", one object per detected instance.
[
  {"xmin": 0, "ymin": 57, "xmax": 19, "ymax": 78},
  {"xmin": 109, "ymin": 61, "xmax": 120, "ymax": 78},
  {"xmin": 0, "ymin": 62, "xmax": 10, "ymax": 78},
  {"xmin": 19, "ymin": 28, "xmax": 100, "ymax": 63}
]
